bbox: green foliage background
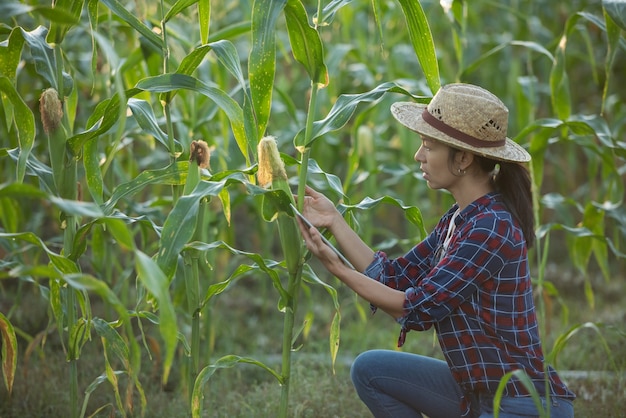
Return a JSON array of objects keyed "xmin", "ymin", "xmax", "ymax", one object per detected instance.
[{"xmin": 0, "ymin": 0, "xmax": 625, "ymax": 417}]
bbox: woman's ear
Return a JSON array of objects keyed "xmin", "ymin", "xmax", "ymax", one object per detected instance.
[{"xmin": 455, "ymin": 150, "xmax": 474, "ymax": 171}]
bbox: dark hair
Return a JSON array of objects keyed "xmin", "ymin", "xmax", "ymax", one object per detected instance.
[{"xmin": 450, "ymin": 151, "xmax": 536, "ymax": 248}]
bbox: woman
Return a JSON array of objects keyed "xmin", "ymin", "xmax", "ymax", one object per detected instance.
[{"xmin": 295, "ymin": 84, "xmax": 576, "ymax": 418}]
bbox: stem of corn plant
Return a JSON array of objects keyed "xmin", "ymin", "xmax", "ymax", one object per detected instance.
[
  {"xmin": 296, "ymin": 83, "xmax": 320, "ymax": 206},
  {"xmin": 56, "ymin": 41, "xmax": 79, "ymax": 418},
  {"xmin": 42, "ymin": 45, "xmax": 79, "ymax": 416},
  {"xmin": 277, "ymin": 80, "xmax": 321, "ymax": 418},
  {"xmin": 258, "ymin": 137, "xmax": 304, "ymax": 418},
  {"xmin": 184, "ymin": 141, "xmax": 210, "ymax": 406}
]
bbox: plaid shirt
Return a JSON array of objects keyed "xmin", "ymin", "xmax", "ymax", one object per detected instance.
[{"xmin": 364, "ymin": 193, "xmax": 575, "ymax": 416}]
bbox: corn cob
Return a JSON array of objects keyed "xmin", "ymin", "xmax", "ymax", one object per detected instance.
[{"xmin": 257, "ymin": 136, "xmax": 302, "ymax": 275}]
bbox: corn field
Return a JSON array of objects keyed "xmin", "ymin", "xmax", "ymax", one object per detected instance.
[{"xmin": 0, "ymin": 0, "xmax": 625, "ymax": 417}]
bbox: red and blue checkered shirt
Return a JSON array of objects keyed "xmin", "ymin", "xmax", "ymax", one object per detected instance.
[{"xmin": 364, "ymin": 193, "xmax": 575, "ymax": 417}]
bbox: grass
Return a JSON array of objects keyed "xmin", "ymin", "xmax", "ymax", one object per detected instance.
[{"xmin": 1, "ymin": 262, "xmax": 625, "ymax": 417}]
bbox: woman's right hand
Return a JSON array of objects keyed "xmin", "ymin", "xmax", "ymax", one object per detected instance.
[{"xmin": 299, "ymin": 186, "xmax": 341, "ymax": 231}]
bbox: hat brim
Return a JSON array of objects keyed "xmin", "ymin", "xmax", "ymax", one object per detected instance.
[{"xmin": 391, "ymin": 102, "xmax": 531, "ymax": 163}]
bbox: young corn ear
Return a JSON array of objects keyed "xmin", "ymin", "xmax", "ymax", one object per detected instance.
[
  {"xmin": 257, "ymin": 136, "xmax": 302, "ymax": 275},
  {"xmin": 184, "ymin": 140, "xmax": 210, "ymax": 195},
  {"xmin": 39, "ymin": 88, "xmax": 73, "ymax": 199}
]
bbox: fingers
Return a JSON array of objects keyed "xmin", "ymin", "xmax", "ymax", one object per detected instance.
[{"xmin": 304, "ymin": 185, "xmax": 320, "ymax": 197}]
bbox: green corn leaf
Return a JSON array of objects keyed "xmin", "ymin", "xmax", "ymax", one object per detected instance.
[
  {"xmin": 0, "ymin": 28, "xmax": 25, "ymax": 82},
  {"xmin": 81, "ymin": 372, "xmax": 124, "ymax": 418},
  {"xmin": 134, "ymin": 250, "xmax": 178, "ymax": 386},
  {"xmin": 99, "ymin": 0, "xmax": 163, "ymax": 51},
  {"xmin": 284, "ymin": 0, "xmax": 328, "ymax": 86},
  {"xmin": 249, "ymin": 0, "xmax": 287, "ymax": 139},
  {"xmin": 156, "ymin": 178, "xmax": 273, "ymax": 279},
  {"xmin": 329, "ymin": 311, "xmax": 341, "ymax": 374},
  {"xmin": 550, "ymin": 14, "xmax": 583, "ymax": 120},
  {"xmin": 32, "ymin": 6, "xmax": 81, "ymax": 25},
  {"xmin": 0, "ymin": 232, "xmax": 79, "ymax": 274},
  {"xmin": 316, "ymin": 0, "xmax": 354, "ymax": 25},
  {"xmin": 396, "ymin": 0, "xmax": 440, "ymax": 94},
  {"xmin": 0, "ymin": 312, "xmax": 17, "ymax": 395},
  {"xmin": 192, "ymin": 355, "xmax": 283, "ymax": 418},
  {"xmin": 177, "ymin": 40, "xmax": 245, "ymax": 89},
  {"xmin": 492, "ymin": 369, "xmax": 545, "ymax": 417},
  {"xmin": 103, "ymin": 161, "xmax": 188, "ymax": 213},
  {"xmin": 548, "ymin": 322, "xmax": 617, "ymax": 371},
  {"xmin": 603, "ymin": 0, "xmax": 626, "ymax": 30},
  {"xmin": 461, "ymin": 41, "xmax": 553, "ymax": 78},
  {"xmin": 128, "ymin": 98, "xmax": 182, "ymax": 153},
  {"xmin": 67, "ymin": 87, "xmax": 142, "ymax": 155},
  {"xmin": 293, "ymin": 82, "xmax": 419, "ymax": 149},
  {"xmin": 47, "ymin": 0, "xmax": 84, "ymax": 44},
  {"xmin": 340, "ymin": 195, "xmax": 427, "ymax": 238},
  {"xmin": 0, "ymin": 195, "xmax": 21, "ymax": 234},
  {"xmin": 208, "ymin": 40, "xmax": 247, "ymax": 90},
  {"xmin": 72, "ymin": 216, "xmax": 136, "ymax": 262},
  {"xmin": 301, "ymin": 264, "xmax": 341, "ymax": 372},
  {"xmin": 19, "ymin": 26, "xmax": 73, "ymax": 96},
  {"xmin": 199, "ymin": 0, "xmax": 210, "ymax": 44},
  {"xmin": 48, "ymin": 196, "xmax": 104, "ymax": 219},
  {"xmin": 156, "ymin": 193, "xmax": 200, "ymax": 279},
  {"xmin": 371, "ymin": 0, "xmax": 384, "ymax": 49},
  {"xmin": 84, "ymin": 138, "xmax": 103, "ymax": 205},
  {"xmin": 164, "ymin": 0, "xmax": 198, "ymax": 23},
  {"xmin": 187, "ymin": 240, "xmax": 289, "ymax": 309},
  {"xmin": 63, "ymin": 274, "xmax": 128, "ymax": 323},
  {"xmin": 92, "ymin": 318, "xmax": 130, "ymax": 367},
  {"xmin": 136, "ymin": 74, "xmax": 248, "ymax": 163},
  {"xmin": 5, "ymin": 149, "xmax": 56, "ymax": 194},
  {"xmin": 0, "ymin": 77, "xmax": 35, "ymax": 184}
]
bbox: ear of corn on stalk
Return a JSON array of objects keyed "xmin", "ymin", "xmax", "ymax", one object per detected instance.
[{"xmin": 257, "ymin": 136, "xmax": 302, "ymax": 275}]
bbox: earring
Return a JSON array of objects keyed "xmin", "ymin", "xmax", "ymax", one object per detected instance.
[{"xmin": 458, "ymin": 168, "xmax": 466, "ymax": 175}]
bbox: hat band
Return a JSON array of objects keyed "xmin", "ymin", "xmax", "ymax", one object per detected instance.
[{"xmin": 422, "ymin": 109, "xmax": 506, "ymax": 148}]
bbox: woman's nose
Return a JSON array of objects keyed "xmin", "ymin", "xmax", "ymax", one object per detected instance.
[{"xmin": 414, "ymin": 146, "xmax": 424, "ymax": 163}]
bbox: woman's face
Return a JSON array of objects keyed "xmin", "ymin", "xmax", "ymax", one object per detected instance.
[{"xmin": 414, "ymin": 137, "xmax": 457, "ymax": 190}]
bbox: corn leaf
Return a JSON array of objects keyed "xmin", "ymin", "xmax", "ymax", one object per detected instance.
[
  {"xmin": 128, "ymin": 98, "xmax": 182, "ymax": 153},
  {"xmin": 340, "ymin": 195, "xmax": 427, "ymax": 239},
  {"xmin": 492, "ymin": 369, "xmax": 545, "ymax": 417},
  {"xmin": 83, "ymin": 138, "xmax": 103, "ymax": 205},
  {"xmin": 396, "ymin": 0, "xmax": 440, "ymax": 94},
  {"xmin": 103, "ymin": 162, "xmax": 188, "ymax": 213},
  {"xmin": 47, "ymin": 0, "xmax": 84, "ymax": 44},
  {"xmin": 199, "ymin": 0, "xmax": 210, "ymax": 44},
  {"xmin": 134, "ymin": 251, "xmax": 178, "ymax": 385},
  {"xmin": 0, "ymin": 28, "xmax": 25, "ymax": 82},
  {"xmin": 284, "ymin": 0, "xmax": 328, "ymax": 86},
  {"xmin": 187, "ymin": 240, "xmax": 289, "ymax": 307},
  {"xmin": 603, "ymin": 0, "xmax": 626, "ymax": 30},
  {"xmin": 92, "ymin": 318, "xmax": 130, "ymax": 368},
  {"xmin": 0, "ymin": 78, "xmax": 34, "ymax": 184},
  {"xmin": 548, "ymin": 322, "xmax": 617, "ymax": 371},
  {"xmin": 192, "ymin": 355, "xmax": 283, "ymax": 418},
  {"xmin": 249, "ymin": 0, "xmax": 287, "ymax": 139},
  {"xmin": 67, "ymin": 87, "xmax": 142, "ymax": 155},
  {"xmin": 164, "ymin": 0, "xmax": 198, "ymax": 23},
  {"xmin": 0, "ymin": 232, "xmax": 79, "ymax": 274},
  {"xmin": 19, "ymin": 26, "xmax": 73, "ymax": 96},
  {"xmin": 136, "ymin": 74, "xmax": 248, "ymax": 163},
  {"xmin": 294, "ymin": 82, "xmax": 419, "ymax": 148},
  {"xmin": 0, "ymin": 312, "xmax": 17, "ymax": 395},
  {"xmin": 156, "ymin": 193, "xmax": 200, "ymax": 279},
  {"xmin": 99, "ymin": 0, "xmax": 163, "ymax": 51}
]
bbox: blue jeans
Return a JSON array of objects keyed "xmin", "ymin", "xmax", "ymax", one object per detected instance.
[{"xmin": 350, "ymin": 349, "xmax": 574, "ymax": 418}]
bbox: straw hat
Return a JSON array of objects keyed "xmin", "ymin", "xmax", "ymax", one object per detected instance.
[{"xmin": 391, "ymin": 83, "xmax": 531, "ymax": 163}]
